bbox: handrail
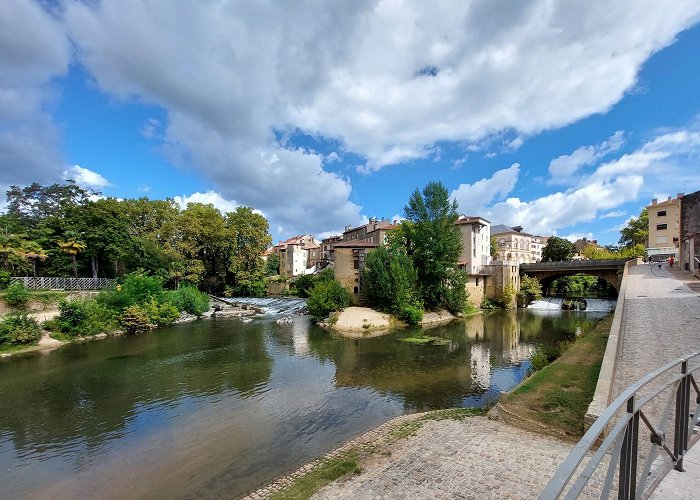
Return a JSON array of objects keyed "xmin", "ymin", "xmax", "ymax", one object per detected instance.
[{"xmin": 540, "ymin": 351, "xmax": 700, "ymax": 499}]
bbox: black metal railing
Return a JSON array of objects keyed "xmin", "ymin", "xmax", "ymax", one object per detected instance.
[{"xmin": 540, "ymin": 352, "xmax": 700, "ymax": 499}]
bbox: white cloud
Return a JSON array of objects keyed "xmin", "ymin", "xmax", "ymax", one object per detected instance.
[
  {"xmin": 173, "ymin": 190, "xmax": 240, "ymax": 214},
  {"xmin": 62, "ymin": 165, "xmax": 111, "ymax": 188},
  {"xmin": 0, "ymin": 0, "xmax": 70, "ymax": 188},
  {"xmin": 600, "ymin": 210, "xmax": 626, "ymax": 219},
  {"xmin": 548, "ymin": 131, "xmax": 625, "ymax": 183},
  {"xmin": 52, "ymin": 0, "xmax": 700, "ymax": 236},
  {"xmin": 561, "ymin": 232, "xmax": 594, "ymax": 242},
  {"xmin": 451, "ymin": 163, "xmax": 520, "ymax": 215},
  {"xmin": 325, "ymin": 151, "xmax": 341, "ymax": 163}
]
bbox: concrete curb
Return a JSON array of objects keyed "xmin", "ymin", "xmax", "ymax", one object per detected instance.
[{"xmin": 584, "ymin": 258, "xmax": 639, "ymax": 430}]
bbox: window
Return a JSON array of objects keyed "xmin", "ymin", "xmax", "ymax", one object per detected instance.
[
  {"xmin": 475, "ymin": 278, "xmax": 480, "ymax": 286},
  {"xmin": 353, "ymin": 259, "xmax": 359, "ymax": 269},
  {"xmin": 656, "ymin": 223, "xmax": 667, "ymax": 230},
  {"xmin": 353, "ymin": 286, "xmax": 359, "ymax": 294},
  {"xmin": 657, "ymin": 210, "xmax": 666, "ymax": 216}
]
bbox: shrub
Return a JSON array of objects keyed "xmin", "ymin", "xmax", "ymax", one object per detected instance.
[
  {"xmin": 307, "ymin": 280, "xmax": 351, "ymax": 321},
  {"xmin": 530, "ymin": 343, "xmax": 570, "ymax": 371},
  {"xmin": 99, "ymin": 270, "xmax": 164, "ymax": 310},
  {"xmin": 0, "ymin": 313, "xmax": 42, "ymax": 345},
  {"xmin": 121, "ymin": 304, "xmax": 156, "ymax": 334},
  {"xmin": 168, "ymin": 286, "xmax": 210, "ymax": 316},
  {"xmin": 0, "ymin": 271, "xmax": 10, "ymax": 289},
  {"xmin": 3, "ymin": 282, "xmax": 31, "ymax": 309},
  {"xmin": 57, "ymin": 299, "xmax": 118, "ymax": 337},
  {"xmin": 34, "ymin": 291, "xmax": 65, "ymax": 309},
  {"xmin": 292, "ymin": 274, "xmax": 315, "ymax": 298},
  {"xmin": 398, "ymin": 304, "xmax": 423, "ymax": 325},
  {"xmin": 141, "ymin": 298, "xmax": 180, "ymax": 327},
  {"xmin": 443, "ymin": 268, "xmax": 468, "ymax": 315}
]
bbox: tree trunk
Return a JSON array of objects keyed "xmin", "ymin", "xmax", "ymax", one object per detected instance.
[
  {"xmin": 113, "ymin": 259, "xmax": 118, "ymax": 277},
  {"xmin": 91, "ymin": 255, "xmax": 98, "ymax": 279},
  {"xmin": 72, "ymin": 255, "xmax": 78, "ymax": 278},
  {"xmin": 32, "ymin": 259, "xmax": 37, "ymax": 279}
]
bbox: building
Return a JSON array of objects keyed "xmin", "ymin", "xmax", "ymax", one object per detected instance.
[
  {"xmin": 320, "ymin": 235, "xmax": 342, "ymax": 264},
  {"xmin": 342, "ymin": 218, "xmax": 397, "ymax": 244},
  {"xmin": 646, "ymin": 196, "xmax": 681, "ymax": 261},
  {"xmin": 491, "ymin": 224, "xmax": 541, "ymax": 264},
  {"xmin": 332, "ymin": 239, "xmax": 378, "ymax": 301},
  {"xmin": 273, "ymin": 234, "xmax": 320, "ymax": 277},
  {"xmin": 573, "ymin": 237, "xmax": 599, "ymax": 259},
  {"xmin": 680, "ymin": 190, "xmax": 700, "ymax": 278},
  {"xmin": 455, "ymin": 216, "xmax": 491, "ymax": 275}
]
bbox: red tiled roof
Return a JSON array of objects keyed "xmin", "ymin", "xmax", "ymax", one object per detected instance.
[{"xmin": 332, "ymin": 239, "xmax": 379, "ymax": 248}]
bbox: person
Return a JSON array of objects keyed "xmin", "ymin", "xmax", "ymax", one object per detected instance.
[{"xmin": 669, "ymin": 255, "xmax": 675, "ymax": 268}]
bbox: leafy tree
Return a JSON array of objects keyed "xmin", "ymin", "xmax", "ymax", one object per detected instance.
[
  {"xmin": 518, "ymin": 274, "xmax": 543, "ymax": 306},
  {"xmin": 307, "ymin": 280, "xmax": 352, "ymax": 321},
  {"xmin": 401, "ymin": 181, "xmax": 466, "ymax": 311},
  {"xmin": 619, "ymin": 208, "xmax": 648, "ymax": 248},
  {"xmin": 541, "ymin": 236, "xmax": 576, "ymax": 262},
  {"xmin": 362, "ymin": 245, "xmax": 419, "ymax": 317},
  {"xmin": 490, "ymin": 235, "xmax": 498, "ymax": 259},
  {"xmin": 23, "ymin": 241, "xmax": 47, "ymax": 278},
  {"xmin": 293, "ymin": 274, "xmax": 315, "ymax": 297},
  {"xmin": 265, "ymin": 253, "xmax": 280, "ymax": 276},
  {"xmin": 6, "ymin": 181, "xmax": 96, "ymax": 228},
  {"xmin": 57, "ymin": 236, "xmax": 86, "ymax": 278}
]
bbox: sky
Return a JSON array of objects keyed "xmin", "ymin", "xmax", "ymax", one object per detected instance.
[{"xmin": 2, "ymin": 1, "xmax": 700, "ymax": 245}]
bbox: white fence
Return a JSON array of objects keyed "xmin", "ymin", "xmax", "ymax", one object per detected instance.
[{"xmin": 10, "ymin": 277, "xmax": 117, "ymax": 290}]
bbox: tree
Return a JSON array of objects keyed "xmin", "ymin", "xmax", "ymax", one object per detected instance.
[
  {"xmin": 226, "ymin": 207, "xmax": 272, "ymax": 295},
  {"xmin": 306, "ymin": 280, "xmax": 351, "ymax": 321},
  {"xmin": 23, "ymin": 241, "xmax": 47, "ymax": 279},
  {"xmin": 518, "ymin": 274, "xmax": 543, "ymax": 306},
  {"xmin": 619, "ymin": 208, "xmax": 648, "ymax": 248},
  {"xmin": 490, "ymin": 235, "xmax": 498, "ymax": 259},
  {"xmin": 58, "ymin": 236, "xmax": 86, "ymax": 278},
  {"xmin": 265, "ymin": 253, "xmax": 280, "ymax": 276},
  {"xmin": 362, "ymin": 245, "xmax": 419, "ymax": 316},
  {"xmin": 401, "ymin": 181, "xmax": 466, "ymax": 312},
  {"xmin": 541, "ymin": 236, "xmax": 576, "ymax": 262},
  {"xmin": 6, "ymin": 181, "xmax": 96, "ymax": 228}
]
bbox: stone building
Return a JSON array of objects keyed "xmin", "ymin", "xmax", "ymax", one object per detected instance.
[
  {"xmin": 273, "ymin": 234, "xmax": 320, "ymax": 277},
  {"xmin": 332, "ymin": 240, "xmax": 378, "ymax": 302},
  {"xmin": 680, "ymin": 190, "xmax": 700, "ymax": 277},
  {"xmin": 342, "ymin": 218, "xmax": 397, "ymax": 245},
  {"xmin": 491, "ymin": 224, "xmax": 542, "ymax": 264},
  {"xmin": 646, "ymin": 196, "xmax": 681, "ymax": 260}
]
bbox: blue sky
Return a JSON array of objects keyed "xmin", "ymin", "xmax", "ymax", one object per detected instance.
[{"xmin": 2, "ymin": 1, "xmax": 700, "ymax": 245}]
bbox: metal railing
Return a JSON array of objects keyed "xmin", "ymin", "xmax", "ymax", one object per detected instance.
[
  {"xmin": 10, "ymin": 277, "xmax": 117, "ymax": 290},
  {"xmin": 541, "ymin": 352, "xmax": 700, "ymax": 499}
]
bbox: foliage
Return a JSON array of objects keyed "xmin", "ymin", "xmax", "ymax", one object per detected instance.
[
  {"xmin": 530, "ymin": 345, "xmax": 561, "ymax": 371},
  {"xmin": 500, "ymin": 283, "xmax": 517, "ymax": 309},
  {"xmin": 518, "ymin": 274, "xmax": 543, "ymax": 306},
  {"xmin": 293, "ymin": 274, "xmax": 316, "ymax": 298},
  {"xmin": 265, "ymin": 253, "xmax": 280, "ymax": 276},
  {"xmin": 490, "ymin": 235, "xmax": 498, "ymax": 258},
  {"xmin": 0, "ymin": 270, "xmax": 10, "ymax": 289},
  {"xmin": 619, "ymin": 208, "xmax": 648, "ymax": 248},
  {"xmin": 0, "ymin": 313, "xmax": 42, "ymax": 345},
  {"xmin": 443, "ymin": 267, "xmax": 469, "ymax": 314},
  {"xmin": 56, "ymin": 299, "xmax": 119, "ymax": 337},
  {"xmin": 3, "ymin": 282, "xmax": 30, "ymax": 309},
  {"xmin": 549, "ymin": 273, "xmax": 616, "ymax": 298},
  {"xmin": 541, "ymin": 236, "xmax": 576, "ymax": 262},
  {"xmin": 581, "ymin": 243, "xmax": 644, "ymax": 260},
  {"xmin": 141, "ymin": 299, "xmax": 181, "ymax": 327},
  {"xmin": 362, "ymin": 246, "xmax": 420, "ymax": 316},
  {"xmin": 400, "ymin": 181, "xmax": 465, "ymax": 310},
  {"xmin": 307, "ymin": 280, "xmax": 352, "ymax": 321},
  {"xmin": 397, "ymin": 304, "xmax": 423, "ymax": 325},
  {"xmin": 481, "ymin": 298, "xmax": 498, "ymax": 310},
  {"xmin": 100, "ymin": 270, "xmax": 165, "ymax": 310},
  {"xmin": 167, "ymin": 286, "xmax": 210, "ymax": 316},
  {"xmin": 121, "ymin": 304, "xmax": 156, "ymax": 334}
]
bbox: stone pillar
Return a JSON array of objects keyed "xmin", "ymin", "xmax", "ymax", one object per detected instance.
[{"xmin": 690, "ymin": 235, "xmax": 697, "ymax": 277}]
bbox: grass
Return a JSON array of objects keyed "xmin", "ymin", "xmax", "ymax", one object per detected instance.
[
  {"xmin": 268, "ymin": 454, "xmax": 361, "ymax": 500},
  {"xmin": 398, "ymin": 335, "xmax": 450, "ymax": 345},
  {"xmin": 0, "ymin": 342, "xmax": 37, "ymax": 354},
  {"xmin": 500, "ymin": 314, "xmax": 612, "ymax": 439},
  {"xmin": 265, "ymin": 407, "xmax": 485, "ymax": 499}
]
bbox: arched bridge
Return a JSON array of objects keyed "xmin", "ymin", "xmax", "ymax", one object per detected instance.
[{"xmin": 519, "ymin": 259, "xmax": 630, "ymax": 293}]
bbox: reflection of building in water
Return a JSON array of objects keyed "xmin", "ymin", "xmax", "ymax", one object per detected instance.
[
  {"xmin": 469, "ymin": 343, "xmax": 491, "ymax": 390},
  {"xmin": 291, "ymin": 319, "xmax": 309, "ymax": 355}
]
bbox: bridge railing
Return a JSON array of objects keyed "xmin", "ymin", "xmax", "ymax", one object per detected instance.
[
  {"xmin": 10, "ymin": 277, "xmax": 117, "ymax": 290},
  {"xmin": 540, "ymin": 352, "xmax": 700, "ymax": 499}
]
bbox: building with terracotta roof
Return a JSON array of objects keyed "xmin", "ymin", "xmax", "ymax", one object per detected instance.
[
  {"xmin": 332, "ymin": 239, "xmax": 379, "ymax": 300},
  {"xmin": 272, "ymin": 234, "xmax": 321, "ymax": 277}
]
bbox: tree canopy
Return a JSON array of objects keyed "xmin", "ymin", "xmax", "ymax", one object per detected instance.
[
  {"xmin": 541, "ymin": 236, "xmax": 576, "ymax": 262},
  {"xmin": 619, "ymin": 208, "xmax": 648, "ymax": 248}
]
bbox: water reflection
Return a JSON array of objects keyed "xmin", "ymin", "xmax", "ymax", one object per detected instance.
[{"xmin": 0, "ymin": 309, "xmax": 607, "ymax": 498}]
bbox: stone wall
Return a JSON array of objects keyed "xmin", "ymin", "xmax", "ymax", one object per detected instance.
[
  {"xmin": 465, "ymin": 275, "xmax": 485, "ymax": 306},
  {"xmin": 334, "ymin": 248, "xmax": 360, "ymax": 302},
  {"xmin": 681, "ymin": 190, "xmax": 700, "ymax": 276},
  {"xmin": 484, "ymin": 262, "xmax": 520, "ymax": 306}
]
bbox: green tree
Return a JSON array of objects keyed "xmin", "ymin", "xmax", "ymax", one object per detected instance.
[
  {"xmin": 57, "ymin": 235, "xmax": 86, "ymax": 278},
  {"xmin": 518, "ymin": 274, "xmax": 543, "ymax": 306},
  {"xmin": 401, "ymin": 181, "xmax": 466, "ymax": 311},
  {"xmin": 541, "ymin": 236, "xmax": 576, "ymax": 262},
  {"xmin": 490, "ymin": 235, "xmax": 498, "ymax": 259},
  {"xmin": 6, "ymin": 181, "xmax": 96, "ymax": 228},
  {"xmin": 362, "ymin": 245, "xmax": 419, "ymax": 317},
  {"xmin": 265, "ymin": 253, "xmax": 280, "ymax": 276},
  {"xmin": 307, "ymin": 280, "xmax": 352, "ymax": 321},
  {"xmin": 226, "ymin": 207, "xmax": 272, "ymax": 295},
  {"xmin": 619, "ymin": 208, "xmax": 649, "ymax": 248}
]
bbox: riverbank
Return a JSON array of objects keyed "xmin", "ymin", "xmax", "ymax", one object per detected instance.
[{"xmin": 329, "ymin": 306, "xmax": 457, "ymax": 335}]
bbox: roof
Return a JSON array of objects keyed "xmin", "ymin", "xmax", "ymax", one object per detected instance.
[
  {"xmin": 491, "ymin": 224, "xmax": 533, "ymax": 237},
  {"xmin": 343, "ymin": 219, "xmax": 395, "ymax": 234},
  {"xmin": 455, "ymin": 216, "xmax": 491, "ymax": 225},
  {"xmin": 367, "ymin": 224, "xmax": 398, "ymax": 233},
  {"xmin": 332, "ymin": 239, "xmax": 379, "ymax": 248}
]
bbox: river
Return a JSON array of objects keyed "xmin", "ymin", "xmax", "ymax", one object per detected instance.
[{"xmin": 0, "ymin": 303, "xmax": 611, "ymax": 498}]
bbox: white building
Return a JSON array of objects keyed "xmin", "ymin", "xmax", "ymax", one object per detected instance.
[{"xmin": 455, "ymin": 216, "xmax": 492, "ymax": 274}]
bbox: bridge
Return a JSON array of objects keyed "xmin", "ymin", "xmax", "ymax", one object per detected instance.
[{"xmin": 519, "ymin": 259, "xmax": 630, "ymax": 293}]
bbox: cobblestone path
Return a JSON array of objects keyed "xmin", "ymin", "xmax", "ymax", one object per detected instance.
[{"xmin": 313, "ymin": 417, "xmax": 575, "ymax": 500}]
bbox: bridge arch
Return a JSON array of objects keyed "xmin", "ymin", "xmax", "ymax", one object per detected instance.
[{"xmin": 519, "ymin": 259, "xmax": 630, "ymax": 295}]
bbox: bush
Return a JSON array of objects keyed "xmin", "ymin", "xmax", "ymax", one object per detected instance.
[
  {"xmin": 530, "ymin": 341, "xmax": 574, "ymax": 371},
  {"xmin": 99, "ymin": 270, "xmax": 165, "ymax": 310},
  {"xmin": 0, "ymin": 271, "xmax": 10, "ymax": 289},
  {"xmin": 443, "ymin": 268, "xmax": 468, "ymax": 315},
  {"xmin": 57, "ymin": 299, "xmax": 119, "ymax": 337},
  {"xmin": 0, "ymin": 313, "xmax": 42, "ymax": 345},
  {"xmin": 141, "ymin": 298, "xmax": 180, "ymax": 327},
  {"xmin": 307, "ymin": 280, "xmax": 352, "ymax": 321},
  {"xmin": 168, "ymin": 286, "xmax": 210, "ymax": 316},
  {"xmin": 398, "ymin": 304, "xmax": 423, "ymax": 325},
  {"xmin": 292, "ymin": 274, "xmax": 315, "ymax": 298},
  {"xmin": 121, "ymin": 304, "xmax": 156, "ymax": 334},
  {"xmin": 3, "ymin": 282, "xmax": 31, "ymax": 309}
]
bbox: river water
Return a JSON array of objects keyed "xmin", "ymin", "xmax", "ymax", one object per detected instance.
[{"xmin": 0, "ymin": 304, "xmax": 611, "ymax": 498}]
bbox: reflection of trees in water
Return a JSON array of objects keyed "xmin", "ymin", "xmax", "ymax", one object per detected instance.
[{"xmin": 0, "ymin": 320, "xmax": 272, "ymax": 455}]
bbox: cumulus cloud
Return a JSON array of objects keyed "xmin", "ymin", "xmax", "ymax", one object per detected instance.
[
  {"xmin": 52, "ymin": 0, "xmax": 700, "ymax": 235},
  {"xmin": 600, "ymin": 210, "xmax": 626, "ymax": 219},
  {"xmin": 0, "ymin": 0, "xmax": 70, "ymax": 188},
  {"xmin": 62, "ymin": 165, "xmax": 111, "ymax": 188},
  {"xmin": 548, "ymin": 131, "xmax": 625, "ymax": 183},
  {"xmin": 482, "ymin": 126, "xmax": 700, "ymax": 235},
  {"xmin": 173, "ymin": 190, "xmax": 240, "ymax": 214},
  {"xmin": 451, "ymin": 163, "xmax": 520, "ymax": 215}
]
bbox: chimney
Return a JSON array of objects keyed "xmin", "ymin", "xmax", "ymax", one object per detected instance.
[
  {"xmin": 651, "ymin": 198, "xmax": 657, "ymax": 205},
  {"xmin": 344, "ymin": 225, "xmax": 350, "ymax": 232},
  {"xmin": 667, "ymin": 196, "xmax": 672, "ymax": 201}
]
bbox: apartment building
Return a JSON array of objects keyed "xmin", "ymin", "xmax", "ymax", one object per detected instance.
[
  {"xmin": 491, "ymin": 224, "xmax": 541, "ymax": 264},
  {"xmin": 646, "ymin": 196, "xmax": 681, "ymax": 260},
  {"xmin": 455, "ymin": 216, "xmax": 491, "ymax": 274}
]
